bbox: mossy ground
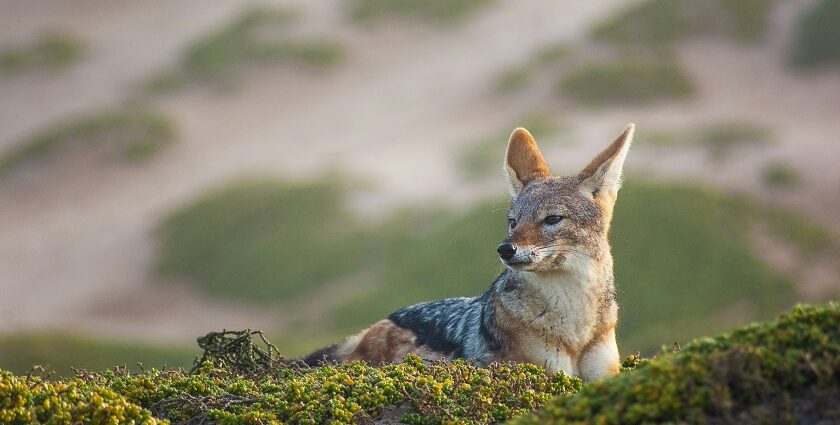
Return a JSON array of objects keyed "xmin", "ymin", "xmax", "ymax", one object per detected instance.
[
  {"xmin": 2, "ymin": 303, "xmax": 837, "ymax": 424},
  {"xmin": 515, "ymin": 302, "xmax": 840, "ymax": 424}
]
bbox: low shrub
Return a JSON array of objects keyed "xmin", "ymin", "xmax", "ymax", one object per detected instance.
[
  {"xmin": 591, "ymin": 0, "xmax": 775, "ymax": 46},
  {"xmin": 559, "ymin": 57, "xmax": 694, "ymax": 106},
  {"xmin": 349, "ymin": 0, "xmax": 494, "ymax": 25},
  {"xmin": 0, "ymin": 31, "xmax": 84, "ymax": 74},
  {"xmin": 147, "ymin": 8, "xmax": 344, "ymax": 92},
  {"xmin": 790, "ymin": 0, "xmax": 840, "ymax": 67},
  {"xmin": 0, "ymin": 108, "xmax": 176, "ymax": 178}
]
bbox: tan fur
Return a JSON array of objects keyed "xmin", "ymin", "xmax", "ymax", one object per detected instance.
[{"xmin": 345, "ymin": 320, "xmax": 419, "ymax": 364}]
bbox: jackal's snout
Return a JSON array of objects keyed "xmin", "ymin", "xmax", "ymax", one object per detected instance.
[{"xmin": 496, "ymin": 242, "xmax": 516, "ymax": 260}]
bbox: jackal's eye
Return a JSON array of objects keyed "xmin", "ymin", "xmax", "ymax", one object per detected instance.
[
  {"xmin": 544, "ymin": 215, "xmax": 564, "ymax": 225},
  {"xmin": 508, "ymin": 218, "xmax": 517, "ymax": 229}
]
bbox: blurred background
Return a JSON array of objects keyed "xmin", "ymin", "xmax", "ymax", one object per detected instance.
[{"xmin": 1, "ymin": 0, "xmax": 839, "ymax": 375}]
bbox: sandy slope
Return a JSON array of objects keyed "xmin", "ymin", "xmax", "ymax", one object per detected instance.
[{"xmin": 0, "ymin": 0, "xmax": 837, "ymax": 342}]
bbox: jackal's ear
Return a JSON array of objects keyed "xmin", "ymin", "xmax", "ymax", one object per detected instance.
[
  {"xmin": 579, "ymin": 124, "xmax": 634, "ymax": 201},
  {"xmin": 504, "ymin": 127, "xmax": 552, "ymax": 196}
]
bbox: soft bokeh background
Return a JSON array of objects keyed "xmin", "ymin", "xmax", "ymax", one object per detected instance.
[{"xmin": 1, "ymin": 0, "xmax": 839, "ymax": 375}]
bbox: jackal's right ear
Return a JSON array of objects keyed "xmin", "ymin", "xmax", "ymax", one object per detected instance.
[{"xmin": 504, "ymin": 128, "xmax": 552, "ymax": 196}]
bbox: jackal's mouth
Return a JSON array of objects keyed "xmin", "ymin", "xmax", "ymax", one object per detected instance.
[{"xmin": 501, "ymin": 258, "xmax": 534, "ymax": 270}]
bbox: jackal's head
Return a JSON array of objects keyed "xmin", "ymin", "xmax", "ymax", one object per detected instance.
[{"xmin": 497, "ymin": 124, "xmax": 634, "ymax": 273}]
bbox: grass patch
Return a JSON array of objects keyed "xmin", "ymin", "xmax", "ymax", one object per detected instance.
[
  {"xmin": 761, "ymin": 161, "xmax": 800, "ymax": 189},
  {"xmin": 0, "ymin": 108, "xmax": 175, "ymax": 178},
  {"xmin": 559, "ymin": 57, "xmax": 694, "ymax": 106},
  {"xmin": 591, "ymin": 0, "xmax": 775, "ymax": 46},
  {"xmin": 456, "ymin": 113, "xmax": 563, "ymax": 181},
  {"xmin": 156, "ymin": 178, "xmax": 375, "ymax": 303},
  {"xmin": 0, "ymin": 332, "xmax": 194, "ymax": 376},
  {"xmin": 0, "ymin": 31, "xmax": 84, "ymax": 74},
  {"xmin": 147, "ymin": 8, "xmax": 344, "ymax": 92},
  {"xmin": 348, "ymin": 0, "xmax": 494, "ymax": 25},
  {"xmin": 790, "ymin": 0, "xmax": 840, "ymax": 68}
]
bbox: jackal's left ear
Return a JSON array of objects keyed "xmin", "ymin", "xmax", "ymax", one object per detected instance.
[
  {"xmin": 579, "ymin": 124, "xmax": 634, "ymax": 201},
  {"xmin": 504, "ymin": 127, "xmax": 552, "ymax": 196}
]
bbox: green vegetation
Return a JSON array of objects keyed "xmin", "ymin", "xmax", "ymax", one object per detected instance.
[
  {"xmin": 147, "ymin": 8, "xmax": 344, "ymax": 92},
  {"xmin": 3, "ymin": 303, "xmax": 838, "ymax": 424},
  {"xmin": 761, "ymin": 207, "xmax": 837, "ymax": 258},
  {"xmin": 0, "ymin": 332, "xmax": 194, "ymax": 376},
  {"xmin": 517, "ymin": 302, "xmax": 840, "ymax": 424},
  {"xmin": 457, "ymin": 113, "xmax": 563, "ymax": 181},
  {"xmin": 0, "ymin": 108, "xmax": 176, "ymax": 178},
  {"xmin": 610, "ymin": 182, "xmax": 794, "ymax": 353},
  {"xmin": 559, "ymin": 57, "xmax": 694, "ymax": 106},
  {"xmin": 348, "ymin": 0, "xmax": 494, "ymax": 25},
  {"xmin": 156, "ymin": 178, "xmax": 373, "ymax": 302},
  {"xmin": 0, "ymin": 31, "xmax": 84, "ymax": 74},
  {"xmin": 495, "ymin": 42, "xmax": 570, "ymax": 93},
  {"xmin": 591, "ymin": 0, "xmax": 775, "ymax": 46},
  {"xmin": 762, "ymin": 161, "xmax": 800, "ymax": 189},
  {"xmin": 791, "ymin": 0, "xmax": 840, "ymax": 67},
  {"xmin": 699, "ymin": 121, "xmax": 772, "ymax": 159},
  {"xmin": 636, "ymin": 121, "xmax": 773, "ymax": 160}
]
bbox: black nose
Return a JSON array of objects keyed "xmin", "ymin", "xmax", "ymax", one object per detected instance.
[{"xmin": 497, "ymin": 243, "xmax": 517, "ymax": 260}]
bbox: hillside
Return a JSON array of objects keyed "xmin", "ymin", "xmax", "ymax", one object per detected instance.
[{"xmin": 1, "ymin": 302, "xmax": 837, "ymax": 424}]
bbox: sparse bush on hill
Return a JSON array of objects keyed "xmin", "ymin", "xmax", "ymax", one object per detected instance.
[
  {"xmin": 147, "ymin": 8, "xmax": 344, "ymax": 92},
  {"xmin": 157, "ymin": 178, "xmax": 373, "ymax": 302},
  {"xmin": 635, "ymin": 121, "xmax": 773, "ymax": 160},
  {"xmin": 559, "ymin": 57, "xmax": 694, "ymax": 106},
  {"xmin": 791, "ymin": 0, "xmax": 840, "ymax": 68},
  {"xmin": 349, "ymin": 0, "xmax": 494, "ymax": 25},
  {"xmin": 0, "ymin": 31, "xmax": 85, "ymax": 74},
  {"xmin": 494, "ymin": 42, "xmax": 570, "ymax": 93},
  {"xmin": 0, "ymin": 107, "xmax": 176, "ymax": 178},
  {"xmin": 762, "ymin": 161, "xmax": 801, "ymax": 190},
  {"xmin": 591, "ymin": 0, "xmax": 775, "ymax": 46},
  {"xmin": 2, "ymin": 303, "xmax": 837, "ymax": 424}
]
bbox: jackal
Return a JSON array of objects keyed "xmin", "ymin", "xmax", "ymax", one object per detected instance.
[{"xmin": 303, "ymin": 124, "xmax": 634, "ymax": 381}]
